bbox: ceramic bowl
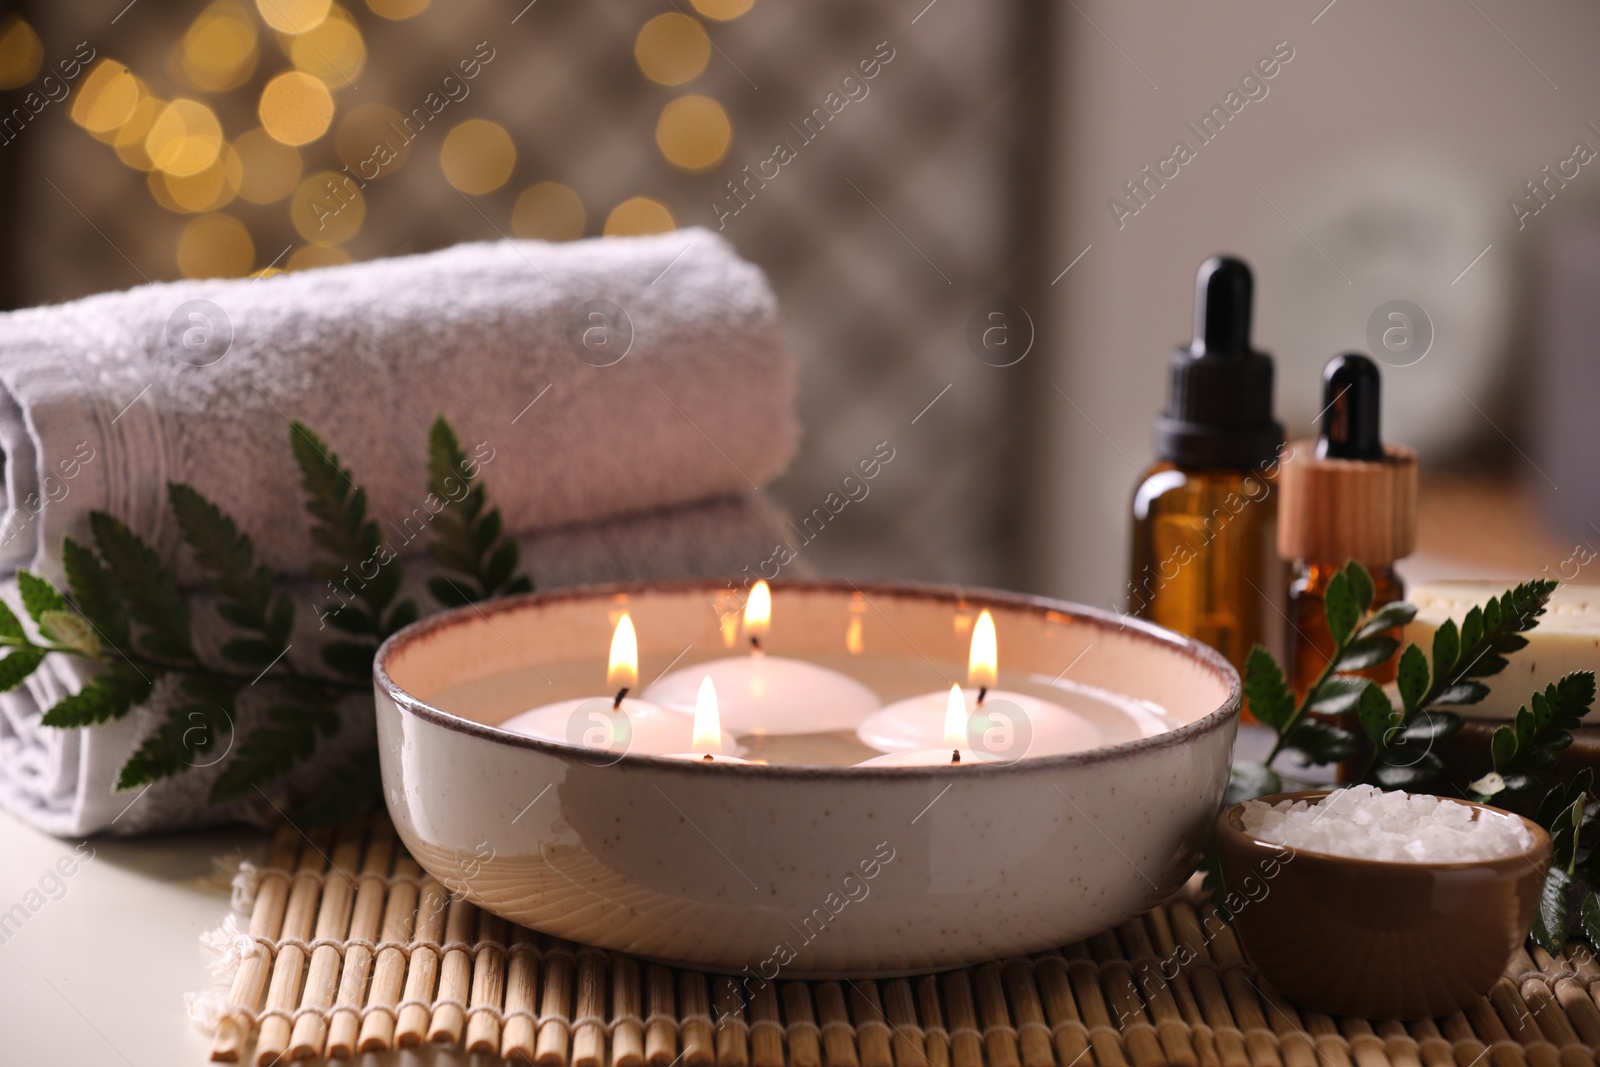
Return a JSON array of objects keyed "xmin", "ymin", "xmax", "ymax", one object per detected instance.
[
  {"xmin": 1216, "ymin": 790, "xmax": 1551, "ymax": 1019},
  {"xmin": 373, "ymin": 579, "xmax": 1240, "ymax": 975}
]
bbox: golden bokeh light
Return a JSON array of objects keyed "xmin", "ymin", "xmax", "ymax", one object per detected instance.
[
  {"xmin": 71, "ymin": 61, "xmax": 143, "ymax": 137},
  {"xmin": 336, "ymin": 103, "xmax": 407, "ymax": 173},
  {"xmin": 259, "ymin": 70, "xmax": 334, "ymax": 146},
  {"xmin": 254, "ymin": 0, "xmax": 331, "ymax": 34},
  {"xmin": 287, "ymin": 244, "xmax": 352, "ymax": 270},
  {"xmin": 691, "ymin": 0, "xmax": 755, "ymax": 20},
  {"xmin": 634, "ymin": 13, "xmax": 711, "ymax": 86},
  {"xmin": 655, "ymin": 94, "xmax": 731, "ymax": 172},
  {"xmin": 512, "ymin": 182, "xmax": 585, "ymax": 241},
  {"xmin": 178, "ymin": 2, "xmax": 258, "ymax": 92},
  {"xmin": 365, "ymin": 0, "xmax": 430, "ymax": 20},
  {"xmin": 146, "ymin": 99, "xmax": 223, "ymax": 177},
  {"xmin": 439, "ymin": 119, "xmax": 515, "ymax": 195},
  {"xmin": 234, "ymin": 127, "xmax": 302, "ymax": 203},
  {"xmin": 290, "ymin": 7, "xmax": 365, "ymax": 87},
  {"xmin": 150, "ymin": 144, "xmax": 243, "ymax": 213},
  {"xmin": 290, "ymin": 170, "xmax": 365, "ymax": 245},
  {"xmin": 177, "ymin": 213, "xmax": 255, "ymax": 278},
  {"xmin": 0, "ymin": 16, "xmax": 42, "ymax": 90},
  {"xmin": 113, "ymin": 96, "xmax": 163, "ymax": 169},
  {"xmin": 604, "ymin": 197, "xmax": 675, "ymax": 237}
]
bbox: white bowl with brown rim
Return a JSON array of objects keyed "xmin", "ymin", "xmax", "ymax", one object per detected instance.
[{"xmin": 373, "ymin": 579, "xmax": 1240, "ymax": 975}]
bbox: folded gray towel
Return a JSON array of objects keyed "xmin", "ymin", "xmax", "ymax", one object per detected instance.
[
  {"xmin": 0, "ymin": 494, "xmax": 794, "ymax": 837},
  {"xmin": 0, "ymin": 228, "xmax": 798, "ymax": 588}
]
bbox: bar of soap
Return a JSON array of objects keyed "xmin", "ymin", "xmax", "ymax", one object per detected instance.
[{"xmin": 1404, "ymin": 581, "xmax": 1600, "ymax": 720}]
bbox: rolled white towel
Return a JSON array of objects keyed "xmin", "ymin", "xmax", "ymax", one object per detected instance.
[
  {"xmin": 0, "ymin": 493, "xmax": 795, "ymax": 837},
  {"xmin": 0, "ymin": 228, "xmax": 798, "ymax": 588}
]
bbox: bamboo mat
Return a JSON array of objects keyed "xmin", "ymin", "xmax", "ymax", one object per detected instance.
[{"xmin": 190, "ymin": 820, "xmax": 1600, "ymax": 1066}]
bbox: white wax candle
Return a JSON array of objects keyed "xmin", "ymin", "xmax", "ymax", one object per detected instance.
[
  {"xmin": 498, "ymin": 613, "xmax": 737, "ymax": 761},
  {"xmin": 663, "ymin": 676, "xmax": 754, "ymax": 764},
  {"xmin": 856, "ymin": 689, "xmax": 1101, "ymax": 760},
  {"xmin": 643, "ymin": 580, "xmax": 880, "ymax": 735},
  {"xmin": 499, "ymin": 697, "xmax": 736, "ymax": 762},
  {"xmin": 855, "ymin": 609, "xmax": 1102, "ymax": 762},
  {"xmin": 855, "ymin": 685, "xmax": 998, "ymax": 767}
]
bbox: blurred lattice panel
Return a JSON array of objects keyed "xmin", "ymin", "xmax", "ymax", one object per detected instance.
[{"xmin": 4, "ymin": 0, "xmax": 1031, "ymax": 585}]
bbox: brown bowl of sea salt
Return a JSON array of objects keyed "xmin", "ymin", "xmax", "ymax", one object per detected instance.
[{"xmin": 1215, "ymin": 786, "xmax": 1550, "ymax": 1019}]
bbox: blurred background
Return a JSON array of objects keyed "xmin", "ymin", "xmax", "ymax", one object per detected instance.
[{"xmin": 1, "ymin": 0, "xmax": 1598, "ymax": 609}]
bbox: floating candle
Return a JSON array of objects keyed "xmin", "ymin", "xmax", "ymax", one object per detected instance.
[
  {"xmin": 643, "ymin": 580, "xmax": 881, "ymax": 736},
  {"xmin": 855, "ymin": 685, "xmax": 998, "ymax": 767},
  {"xmin": 664, "ymin": 677, "xmax": 753, "ymax": 764},
  {"xmin": 856, "ymin": 609, "xmax": 1101, "ymax": 762},
  {"xmin": 499, "ymin": 614, "xmax": 736, "ymax": 763}
]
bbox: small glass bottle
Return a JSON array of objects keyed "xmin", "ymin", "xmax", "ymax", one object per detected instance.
[
  {"xmin": 1129, "ymin": 256, "xmax": 1286, "ymax": 675},
  {"xmin": 1278, "ymin": 353, "xmax": 1418, "ymax": 699}
]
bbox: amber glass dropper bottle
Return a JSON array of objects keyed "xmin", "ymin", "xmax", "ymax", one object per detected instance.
[
  {"xmin": 1128, "ymin": 256, "xmax": 1286, "ymax": 674},
  {"xmin": 1278, "ymin": 353, "xmax": 1418, "ymax": 700}
]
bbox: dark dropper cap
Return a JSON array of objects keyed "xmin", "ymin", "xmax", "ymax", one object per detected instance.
[
  {"xmin": 1316, "ymin": 353, "xmax": 1383, "ymax": 460},
  {"xmin": 1153, "ymin": 256, "xmax": 1285, "ymax": 468}
]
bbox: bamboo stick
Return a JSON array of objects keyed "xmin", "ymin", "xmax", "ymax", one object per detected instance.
[
  {"xmin": 748, "ymin": 977, "xmax": 786, "ymax": 1067},
  {"xmin": 210, "ymin": 826, "xmax": 301, "ymax": 1063},
  {"xmin": 914, "ymin": 974, "xmax": 950, "ymax": 1067},
  {"xmin": 1373, "ymin": 1019, "xmax": 1424, "ymax": 1067},
  {"xmin": 941, "ymin": 971, "xmax": 985, "ymax": 1067},
  {"xmin": 815, "ymin": 982, "xmax": 860, "ymax": 1067},
  {"xmin": 613, "ymin": 953, "xmax": 646, "ymax": 1067},
  {"xmin": 536, "ymin": 940, "xmax": 576, "ymax": 1067},
  {"xmin": 501, "ymin": 926, "xmax": 540, "ymax": 1062},
  {"xmin": 354, "ymin": 856, "xmax": 426, "ymax": 1052},
  {"xmin": 996, "ymin": 962, "xmax": 1054, "ymax": 1067},
  {"xmin": 1031, "ymin": 955, "xmax": 1090, "ymax": 1067},
  {"xmin": 281, "ymin": 821, "xmax": 365, "ymax": 1059},
  {"xmin": 394, "ymin": 878, "xmax": 450, "ymax": 1046},
  {"xmin": 1166, "ymin": 902, "xmax": 1250, "ymax": 1067},
  {"xmin": 426, "ymin": 892, "xmax": 479, "ymax": 1045},
  {"xmin": 880, "ymin": 978, "xmax": 927, "ymax": 1067},
  {"xmin": 249, "ymin": 824, "xmax": 332, "ymax": 1065},
  {"xmin": 713, "ymin": 973, "xmax": 752, "ymax": 1067},
  {"xmin": 646, "ymin": 965, "xmax": 678, "ymax": 1067},
  {"xmin": 321, "ymin": 829, "xmax": 398, "ymax": 1058},
  {"xmin": 1062, "ymin": 950, "xmax": 1131, "ymax": 1067},
  {"xmin": 465, "ymin": 912, "xmax": 510, "ymax": 1054},
  {"xmin": 1439, "ymin": 1011, "xmax": 1495, "ymax": 1067},
  {"xmin": 572, "ymin": 951, "xmax": 610, "ymax": 1067},
  {"xmin": 968, "ymin": 965, "xmax": 1018, "ymax": 1067},
  {"xmin": 1399, "ymin": 1018, "xmax": 1456, "ymax": 1067},
  {"xmin": 682, "ymin": 970, "xmax": 717, "ymax": 1067},
  {"xmin": 1513, "ymin": 946, "xmax": 1600, "ymax": 1052},
  {"xmin": 784, "ymin": 981, "xmax": 823, "ymax": 1067},
  {"xmin": 1138, "ymin": 909, "xmax": 1218, "ymax": 1067},
  {"xmin": 848, "ymin": 979, "xmax": 894, "ymax": 1067},
  {"xmin": 1114, "ymin": 917, "xmax": 1199, "ymax": 1067}
]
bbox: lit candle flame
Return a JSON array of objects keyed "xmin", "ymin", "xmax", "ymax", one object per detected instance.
[
  {"xmin": 968, "ymin": 609, "xmax": 997, "ymax": 690},
  {"xmin": 744, "ymin": 579, "xmax": 772, "ymax": 639},
  {"xmin": 692, "ymin": 675, "xmax": 723, "ymax": 755},
  {"xmin": 846, "ymin": 615, "xmax": 864, "ymax": 655},
  {"xmin": 607, "ymin": 614, "xmax": 639, "ymax": 691},
  {"xmin": 943, "ymin": 683, "xmax": 968, "ymax": 749}
]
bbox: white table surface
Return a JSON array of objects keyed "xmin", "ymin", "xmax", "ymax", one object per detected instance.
[{"xmin": 0, "ymin": 807, "xmax": 268, "ymax": 1063}]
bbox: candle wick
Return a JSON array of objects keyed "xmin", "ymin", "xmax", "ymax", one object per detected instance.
[
  {"xmin": 977, "ymin": 687, "xmax": 987, "ymax": 707},
  {"xmin": 613, "ymin": 687, "xmax": 629, "ymax": 709},
  {"xmin": 702, "ymin": 753, "xmax": 714, "ymax": 762},
  {"xmin": 749, "ymin": 635, "xmax": 762, "ymax": 653},
  {"xmin": 951, "ymin": 749, "xmax": 961, "ymax": 764}
]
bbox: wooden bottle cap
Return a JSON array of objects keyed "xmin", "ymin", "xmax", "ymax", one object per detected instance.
[{"xmin": 1277, "ymin": 440, "xmax": 1418, "ymax": 565}]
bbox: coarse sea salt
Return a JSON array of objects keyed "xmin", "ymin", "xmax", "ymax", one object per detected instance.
[{"xmin": 1240, "ymin": 784, "xmax": 1533, "ymax": 863}]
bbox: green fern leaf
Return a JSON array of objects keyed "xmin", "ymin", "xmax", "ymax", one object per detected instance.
[
  {"xmin": 87, "ymin": 512, "xmax": 193, "ymax": 662},
  {"xmin": 16, "ymin": 570, "xmax": 65, "ymax": 626}
]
